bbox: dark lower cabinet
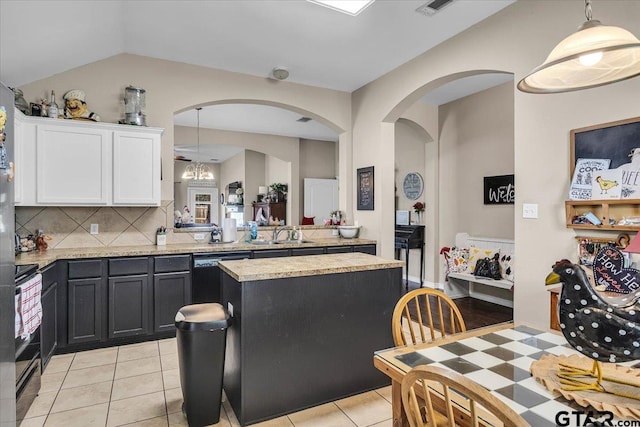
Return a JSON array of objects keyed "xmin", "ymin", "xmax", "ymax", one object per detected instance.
[
  {"xmin": 354, "ymin": 244, "xmax": 376, "ymax": 255},
  {"xmin": 40, "ymin": 263, "xmax": 59, "ymax": 370},
  {"xmin": 68, "ymin": 278, "xmax": 104, "ymax": 345},
  {"xmin": 252, "ymin": 249, "xmax": 290, "ymax": 258},
  {"xmin": 109, "ymin": 275, "xmax": 150, "ymax": 339},
  {"xmin": 326, "ymin": 246, "xmax": 353, "ymax": 254},
  {"xmin": 291, "ymin": 247, "xmax": 325, "ymax": 256},
  {"xmin": 154, "ymin": 272, "xmax": 191, "ymax": 333}
]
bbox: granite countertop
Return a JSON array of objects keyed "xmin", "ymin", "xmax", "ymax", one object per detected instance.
[
  {"xmin": 218, "ymin": 252, "xmax": 404, "ymax": 282},
  {"xmin": 15, "ymin": 238, "xmax": 376, "ymax": 268}
]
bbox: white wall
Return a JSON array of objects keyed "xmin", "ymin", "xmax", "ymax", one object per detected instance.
[
  {"xmin": 395, "ymin": 120, "xmax": 427, "ymax": 284},
  {"xmin": 299, "ymin": 138, "xmax": 337, "ymax": 222},
  {"xmin": 19, "ymin": 53, "xmax": 352, "ymax": 211},
  {"xmin": 351, "ymin": 0, "xmax": 640, "ymax": 329},
  {"xmin": 220, "ymin": 151, "xmax": 246, "ymax": 221},
  {"xmin": 439, "ymin": 82, "xmax": 514, "ymax": 244},
  {"xmin": 245, "ymin": 149, "xmax": 266, "ymax": 215}
]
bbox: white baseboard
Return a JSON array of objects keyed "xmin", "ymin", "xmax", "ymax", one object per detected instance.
[
  {"xmin": 468, "ymin": 290, "xmax": 513, "ymax": 308},
  {"xmin": 437, "ymin": 280, "xmax": 513, "ymax": 307}
]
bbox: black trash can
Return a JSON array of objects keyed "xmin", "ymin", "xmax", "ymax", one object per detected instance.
[{"xmin": 175, "ymin": 303, "xmax": 231, "ymax": 427}]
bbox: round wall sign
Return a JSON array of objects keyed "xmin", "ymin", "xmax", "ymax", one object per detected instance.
[{"xmin": 402, "ymin": 172, "xmax": 424, "ymax": 200}]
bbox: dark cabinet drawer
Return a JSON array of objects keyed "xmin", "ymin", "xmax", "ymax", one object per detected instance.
[
  {"xmin": 353, "ymin": 244, "xmax": 376, "ymax": 255},
  {"xmin": 291, "ymin": 247, "xmax": 325, "ymax": 256},
  {"xmin": 109, "ymin": 257, "xmax": 149, "ymax": 276},
  {"xmin": 68, "ymin": 259, "xmax": 102, "ymax": 279},
  {"xmin": 326, "ymin": 246, "xmax": 353, "ymax": 254},
  {"xmin": 154, "ymin": 255, "xmax": 190, "ymax": 273},
  {"xmin": 252, "ymin": 249, "xmax": 291, "ymax": 258}
]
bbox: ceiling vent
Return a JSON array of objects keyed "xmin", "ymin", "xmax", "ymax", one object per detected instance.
[
  {"xmin": 415, "ymin": 0, "xmax": 454, "ymax": 16},
  {"xmin": 296, "ymin": 116, "xmax": 312, "ymax": 123}
]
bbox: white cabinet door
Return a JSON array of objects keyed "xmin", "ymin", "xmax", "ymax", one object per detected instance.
[
  {"xmin": 112, "ymin": 130, "xmax": 161, "ymax": 205},
  {"xmin": 36, "ymin": 124, "xmax": 110, "ymax": 204},
  {"xmin": 14, "ymin": 111, "xmax": 36, "ymax": 205}
]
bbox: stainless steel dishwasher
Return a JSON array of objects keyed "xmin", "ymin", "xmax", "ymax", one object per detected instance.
[{"xmin": 192, "ymin": 251, "xmax": 251, "ymax": 303}]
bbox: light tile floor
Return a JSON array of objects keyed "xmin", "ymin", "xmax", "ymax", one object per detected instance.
[{"xmin": 22, "ymin": 338, "xmax": 393, "ymax": 427}]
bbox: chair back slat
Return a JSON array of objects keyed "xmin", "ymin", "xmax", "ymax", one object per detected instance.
[
  {"xmin": 392, "ymin": 288, "xmax": 467, "ymax": 346},
  {"xmin": 401, "ymin": 365, "xmax": 531, "ymax": 427}
]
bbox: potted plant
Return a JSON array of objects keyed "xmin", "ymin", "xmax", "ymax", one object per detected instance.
[{"xmin": 269, "ymin": 183, "xmax": 287, "ymax": 202}]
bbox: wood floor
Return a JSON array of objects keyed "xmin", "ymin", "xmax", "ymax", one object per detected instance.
[{"xmin": 405, "ymin": 282, "xmax": 513, "ymax": 331}]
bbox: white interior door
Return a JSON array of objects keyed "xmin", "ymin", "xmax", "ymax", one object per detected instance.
[
  {"xmin": 304, "ymin": 178, "xmax": 338, "ymax": 224},
  {"xmin": 187, "ymin": 187, "xmax": 219, "ymax": 225}
]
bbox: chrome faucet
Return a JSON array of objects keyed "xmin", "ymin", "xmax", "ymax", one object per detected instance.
[{"xmin": 272, "ymin": 225, "xmax": 290, "ymax": 241}]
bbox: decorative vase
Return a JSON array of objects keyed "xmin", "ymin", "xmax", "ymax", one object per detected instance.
[{"xmin": 415, "ymin": 211, "xmax": 422, "ymax": 224}]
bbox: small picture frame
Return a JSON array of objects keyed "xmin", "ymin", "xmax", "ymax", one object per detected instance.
[
  {"xmin": 357, "ymin": 166, "xmax": 374, "ymax": 211},
  {"xmin": 30, "ymin": 103, "xmax": 42, "ymax": 117}
]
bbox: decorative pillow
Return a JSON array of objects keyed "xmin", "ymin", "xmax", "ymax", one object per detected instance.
[
  {"xmin": 500, "ymin": 253, "xmax": 514, "ymax": 282},
  {"xmin": 467, "ymin": 247, "xmax": 499, "ymax": 274},
  {"xmin": 446, "ymin": 247, "xmax": 469, "ymax": 273},
  {"xmin": 301, "ymin": 216, "xmax": 315, "ymax": 225}
]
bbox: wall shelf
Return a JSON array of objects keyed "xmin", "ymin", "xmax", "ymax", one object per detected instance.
[{"xmin": 565, "ymin": 199, "xmax": 640, "ymax": 231}]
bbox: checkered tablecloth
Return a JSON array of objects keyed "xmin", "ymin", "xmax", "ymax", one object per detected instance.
[{"xmin": 385, "ymin": 325, "xmax": 628, "ymax": 427}]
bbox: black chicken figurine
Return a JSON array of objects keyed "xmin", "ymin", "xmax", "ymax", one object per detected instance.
[{"xmin": 546, "ymin": 260, "xmax": 640, "ymax": 394}]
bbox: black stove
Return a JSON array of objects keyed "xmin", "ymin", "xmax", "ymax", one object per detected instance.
[
  {"xmin": 14, "ymin": 263, "xmax": 41, "ymax": 425},
  {"xmin": 15, "ymin": 264, "xmax": 38, "ymax": 284}
]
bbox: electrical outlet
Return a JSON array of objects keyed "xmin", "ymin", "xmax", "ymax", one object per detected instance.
[
  {"xmin": 194, "ymin": 233, "xmax": 206, "ymax": 241},
  {"xmin": 522, "ymin": 203, "xmax": 538, "ymax": 219},
  {"xmin": 90, "ymin": 224, "xmax": 99, "ymax": 234}
]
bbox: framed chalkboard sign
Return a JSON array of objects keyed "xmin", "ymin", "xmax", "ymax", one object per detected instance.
[
  {"xmin": 571, "ymin": 116, "xmax": 640, "ymax": 177},
  {"xmin": 402, "ymin": 172, "xmax": 424, "ymax": 200},
  {"xmin": 357, "ymin": 166, "xmax": 374, "ymax": 210},
  {"xmin": 484, "ymin": 174, "xmax": 515, "ymax": 205}
]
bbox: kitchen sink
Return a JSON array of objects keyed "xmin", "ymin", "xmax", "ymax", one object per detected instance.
[
  {"xmin": 251, "ymin": 240, "xmax": 280, "ymax": 245},
  {"xmin": 251, "ymin": 239, "xmax": 314, "ymax": 245}
]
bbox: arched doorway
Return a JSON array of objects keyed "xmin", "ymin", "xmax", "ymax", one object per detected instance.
[{"xmin": 172, "ymin": 101, "xmax": 344, "ymax": 228}]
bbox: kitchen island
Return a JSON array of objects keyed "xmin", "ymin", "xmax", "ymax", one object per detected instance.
[{"xmin": 219, "ymin": 253, "xmax": 403, "ymax": 426}]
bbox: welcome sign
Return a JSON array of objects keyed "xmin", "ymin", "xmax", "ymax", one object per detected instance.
[
  {"xmin": 483, "ymin": 175, "xmax": 514, "ymax": 205},
  {"xmin": 593, "ymin": 246, "xmax": 640, "ymax": 294}
]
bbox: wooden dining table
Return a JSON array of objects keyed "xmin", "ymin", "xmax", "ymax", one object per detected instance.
[{"xmin": 373, "ymin": 322, "xmax": 587, "ymax": 427}]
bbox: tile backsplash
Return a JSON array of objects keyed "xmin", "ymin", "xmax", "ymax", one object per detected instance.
[
  {"xmin": 15, "ymin": 202, "xmax": 337, "ymax": 249},
  {"xmin": 15, "ymin": 201, "xmax": 187, "ymax": 249}
]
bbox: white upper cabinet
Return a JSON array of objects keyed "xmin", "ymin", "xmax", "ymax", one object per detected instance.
[
  {"xmin": 112, "ymin": 130, "xmax": 161, "ymax": 205},
  {"xmin": 15, "ymin": 111, "xmax": 163, "ymax": 206},
  {"xmin": 37, "ymin": 124, "xmax": 111, "ymax": 205}
]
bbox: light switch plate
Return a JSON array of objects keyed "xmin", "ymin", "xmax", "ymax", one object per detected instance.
[
  {"xmin": 90, "ymin": 224, "xmax": 99, "ymax": 234},
  {"xmin": 522, "ymin": 203, "xmax": 538, "ymax": 219}
]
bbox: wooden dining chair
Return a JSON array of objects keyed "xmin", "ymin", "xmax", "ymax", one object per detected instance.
[
  {"xmin": 401, "ymin": 365, "xmax": 531, "ymax": 427},
  {"xmin": 392, "ymin": 288, "xmax": 466, "ymax": 346}
]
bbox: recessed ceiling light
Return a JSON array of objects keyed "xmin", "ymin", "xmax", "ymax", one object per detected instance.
[{"xmin": 308, "ymin": 0, "xmax": 375, "ymax": 16}]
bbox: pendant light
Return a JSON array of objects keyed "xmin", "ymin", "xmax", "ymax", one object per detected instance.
[
  {"xmin": 182, "ymin": 108, "xmax": 214, "ymax": 181},
  {"xmin": 518, "ymin": 0, "xmax": 640, "ymax": 94}
]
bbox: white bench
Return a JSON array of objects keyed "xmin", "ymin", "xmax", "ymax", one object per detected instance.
[{"xmin": 445, "ymin": 233, "xmax": 514, "ymax": 308}]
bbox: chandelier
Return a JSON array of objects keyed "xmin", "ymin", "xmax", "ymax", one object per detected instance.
[{"xmin": 182, "ymin": 107, "xmax": 214, "ymax": 181}]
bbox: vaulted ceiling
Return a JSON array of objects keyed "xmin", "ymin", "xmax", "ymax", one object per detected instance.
[{"xmin": 1, "ymin": 0, "xmax": 516, "ymax": 161}]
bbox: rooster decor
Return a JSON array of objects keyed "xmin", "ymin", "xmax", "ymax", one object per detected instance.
[{"xmin": 546, "ymin": 259, "xmax": 640, "ymax": 396}]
